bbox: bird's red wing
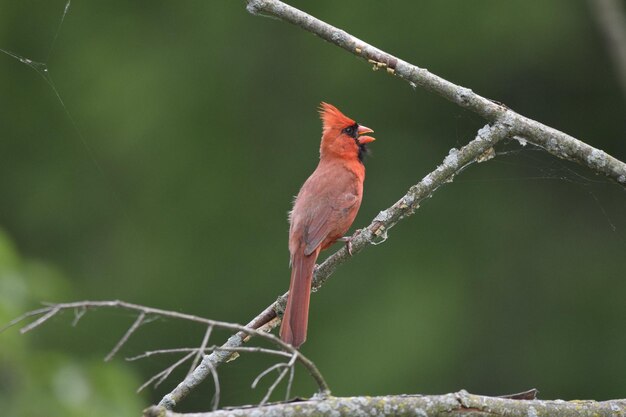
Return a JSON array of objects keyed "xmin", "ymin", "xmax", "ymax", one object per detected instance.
[{"xmin": 303, "ymin": 190, "xmax": 359, "ymax": 256}]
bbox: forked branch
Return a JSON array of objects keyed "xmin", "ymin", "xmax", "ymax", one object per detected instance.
[{"xmin": 1, "ymin": 299, "xmax": 330, "ymax": 405}]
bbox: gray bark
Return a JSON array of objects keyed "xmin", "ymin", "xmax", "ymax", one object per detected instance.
[{"xmin": 147, "ymin": 391, "xmax": 626, "ymax": 417}]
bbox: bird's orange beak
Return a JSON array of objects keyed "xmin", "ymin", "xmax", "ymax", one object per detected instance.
[{"xmin": 357, "ymin": 125, "xmax": 375, "ymax": 144}]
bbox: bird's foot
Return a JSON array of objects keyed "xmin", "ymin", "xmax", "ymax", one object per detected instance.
[{"xmin": 338, "ymin": 229, "xmax": 361, "ymax": 256}]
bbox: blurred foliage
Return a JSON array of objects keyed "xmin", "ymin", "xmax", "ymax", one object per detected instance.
[
  {"xmin": 0, "ymin": 229, "xmax": 147, "ymax": 416},
  {"xmin": 0, "ymin": 0, "xmax": 625, "ymax": 415}
]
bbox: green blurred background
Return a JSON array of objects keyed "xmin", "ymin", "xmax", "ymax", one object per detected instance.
[{"xmin": 1, "ymin": 0, "xmax": 625, "ymax": 415}]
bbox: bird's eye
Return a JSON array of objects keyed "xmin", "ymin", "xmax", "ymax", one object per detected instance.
[{"xmin": 343, "ymin": 124, "xmax": 358, "ymax": 138}]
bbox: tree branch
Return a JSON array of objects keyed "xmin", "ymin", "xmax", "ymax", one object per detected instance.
[
  {"xmin": 246, "ymin": 0, "xmax": 626, "ymax": 185},
  {"xmin": 2, "ymin": 300, "xmax": 329, "ymax": 400},
  {"xmin": 145, "ymin": 390, "xmax": 626, "ymax": 417},
  {"xmin": 105, "ymin": 311, "xmax": 145, "ymax": 362}
]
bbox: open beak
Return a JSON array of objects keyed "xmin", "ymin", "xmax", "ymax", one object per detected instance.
[{"xmin": 357, "ymin": 125, "xmax": 375, "ymax": 144}]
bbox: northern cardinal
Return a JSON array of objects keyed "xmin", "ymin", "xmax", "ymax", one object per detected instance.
[{"xmin": 280, "ymin": 102, "xmax": 376, "ymax": 348}]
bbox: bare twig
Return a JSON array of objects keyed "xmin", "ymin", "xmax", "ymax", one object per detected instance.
[
  {"xmin": 105, "ymin": 312, "xmax": 146, "ymax": 362},
  {"xmin": 251, "ymin": 363, "xmax": 288, "ymax": 390},
  {"xmin": 207, "ymin": 361, "xmax": 220, "ymax": 411},
  {"xmin": 285, "ymin": 361, "xmax": 295, "ymax": 401},
  {"xmin": 6, "ymin": 300, "xmax": 285, "ymax": 347},
  {"xmin": 72, "ymin": 306, "xmax": 86, "ymax": 326},
  {"xmin": 499, "ymin": 388, "xmax": 539, "ymax": 400},
  {"xmin": 20, "ymin": 306, "xmax": 60, "ymax": 334},
  {"xmin": 144, "ymin": 390, "xmax": 626, "ymax": 417},
  {"xmin": 0, "ymin": 306, "xmax": 51, "ymax": 333},
  {"xmin": 127, "ymin": 346, "xmax": 291, "ymax": 362},
  {"xmin": 189, "ymin": 325, "xmax": 213, "ymax": 375},
  {"xmin": 4, "ymin": 300, "xmax": 329, "ymax": 398},
  {"xmin": 127, "ymin": 348, "xmax": 200, "ymax": 361},
  {"xmin": 138, "ymin": 351, "xmax": 196, "ymax": 393},
  {"xmin": 256, "ymin": 353, "xmax": 298, "ymax": 405}
]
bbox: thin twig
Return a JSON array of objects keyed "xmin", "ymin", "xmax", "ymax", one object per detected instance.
[
  {"xmin": 5, "ymin": 300, "xmax": 328, "ymax": 399},
  {"xmin": 260, "ymin": 367, "xmax": 289, "ymax": 405},
  {"xmin": 105, "ymin": 312, "xmax": 146, "ymax": 362},
  {"xmin": 127, "ymin": 346, "xmax": 292, "ymax": 362},
  {"xmin": 499, "ymin": 388, "xmax": 539, "ymax": 400},
  {"xmin": 213, "ymin": 345, "xmax": 291, "ymax": 358},
  {"xmin": 207, "ymin": 361, "xmax": 220, "ymax": 411},
  {"xmin": 72, "ymin": 306, "xmax": 86, "ymax": 327},
  {"xmin": 6, "ymin": 300, "xmax": 280, "ymax": 341},
  {"xmin": 138, "ymin": 351, "xmax": 196, "ymax": 393},
  {"xmin": 189, "ymin": 325, "xmax": 213, "ymax": 375},
  {"xmin": 252, "ymin": 363, "xmax": 288, "ymax": 389},
  {"xmin": 20, "ymin": 306, "xmax": 60, "ymax": 334},
  {"xmin": 0, "ymin": 307, "xmax": 51, "ymax": 333},
  {"xmin": 259, "ymin": 354, "xmax": 298, "ymax": 405},
  {"xmin": 127, "ymin": 348, "xmax": 200, "ymax": 361},
  {"xmin": 285, "ymin": 361, "xmax": 295, "ymax": 401}
]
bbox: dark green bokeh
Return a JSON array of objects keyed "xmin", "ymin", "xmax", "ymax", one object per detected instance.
[{"xmin": 1, "ymin": 1, "xmax": 625, "ymax": 415}]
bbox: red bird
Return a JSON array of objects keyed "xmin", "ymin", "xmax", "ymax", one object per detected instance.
[{"xmin": 280, "ymin": 102, "xmax": 376, "ymax": 348}]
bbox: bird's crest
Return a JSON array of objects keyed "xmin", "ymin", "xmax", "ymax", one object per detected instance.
[{"xmin": 319, "ymin": 102, "xmax": 355, "ymax": 134}]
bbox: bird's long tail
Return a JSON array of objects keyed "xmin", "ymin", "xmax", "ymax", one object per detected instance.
[{"xmin": 280, "ymin": 248, "xmax": 319, "ymax": 348}]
